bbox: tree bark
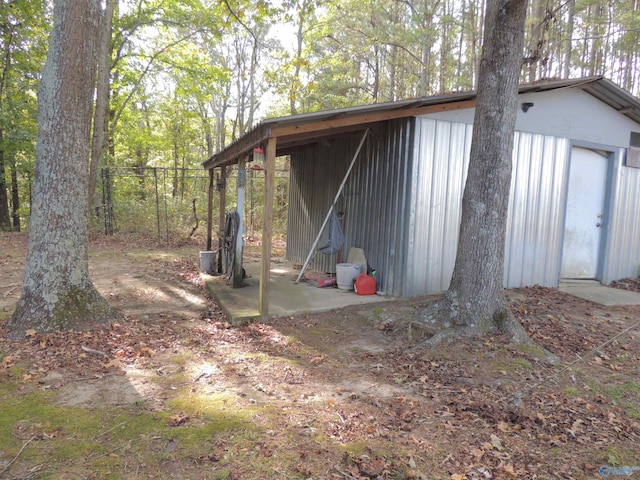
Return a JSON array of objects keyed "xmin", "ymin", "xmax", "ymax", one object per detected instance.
[
  {"xmin": 88, "ymin": 0, "xmax": 116, "ymax": 215},
  {"xmin": 8, "ymin": 0, "xmax": 120, "ymax": 338},
  {"xmin": 9, "ymin": 153, "xmax": 19, "ymax": 231},
  {"xmin": 420, "ymin": 0, "xmax": 530, "ymax": 343},
  {"xmin": 0, "ymin": 129, "xmax": 10, "ymax": 231}
]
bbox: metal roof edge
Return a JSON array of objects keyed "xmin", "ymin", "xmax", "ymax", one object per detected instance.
[{"xmin": 202, "ymin": 76, "xmax": 640, "ymax": 169}]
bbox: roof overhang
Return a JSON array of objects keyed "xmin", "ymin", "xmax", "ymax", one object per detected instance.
[{"xmin": 203, "ymin": 76, "xmax": 640, "ymax": 170}]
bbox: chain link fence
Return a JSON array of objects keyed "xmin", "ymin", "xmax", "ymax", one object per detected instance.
[{"xmin": 98, "ymin": 166, "xmax": 290, "ymax": 242}]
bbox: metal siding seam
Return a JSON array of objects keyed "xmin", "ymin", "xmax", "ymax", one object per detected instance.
[
  {"xmin": 504, "ymin": 132, "xmax": 519, "ymax": 287},
  {"xmin": 606, "ymin": 149, "xmax": 640, "ymax": 281},
  {"xmin": 406, "ymin": 120, "xmax": 421, "ymax": 296},
  {"xmin": 399, "ymin": 119, "xmax": 411, "ymax": 295},
  {"xmin": 602, "ymin": 148, "xmax": 623, "ymax": 282},
  {"xmin": 400, "ymin": 119, "xmax": 415, "ymax": 296},
  {"xmin": 539, "ymin": 135, "xmax": 560, "ymax": 286},
  {"xmin": 526, "ymin": 134, "xmax": 543, "ymax": 286},
  {"xmin": 410, "ymin": 118, "xmax": 431, "ymax": 295}
]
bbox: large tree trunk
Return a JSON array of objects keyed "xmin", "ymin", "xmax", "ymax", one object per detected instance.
[
  {"xmin": 8, "ymin": 0, "xmax": 120, "ymax": 338},
  {"xmin": 420, "ymin": 0, "xmax": 529, "ymax": 343}
]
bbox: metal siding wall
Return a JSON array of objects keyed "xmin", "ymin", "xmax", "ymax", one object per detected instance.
[
  {"xmin": 288, "ymin": 118, "xmax": 639, "ymax": 297},
  {"xmin": 286, "ymin": 143, "xmax": 349, "ymax": 274},
  {"xmin": 406, "ymin": 119, "xmax": 472, "ymax": 296},
  {"xmin": 504, "ymin": 133, "xmax": 570, "ymax": 288},
  {"xmin": 287, "ymin": 119, "xmax": 415, "ymax": 296},
  {"xmin": 603, "ymin": 149, "xmax": 640, "ymax": 282},
  {"xmin": 408, "ymin": 118, "xmax": 570, "ymax": 295}
]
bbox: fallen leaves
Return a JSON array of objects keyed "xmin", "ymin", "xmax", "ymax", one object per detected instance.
[{"xmin": 167, "ymin": 413, "xmax": 190, "ymax": 427}]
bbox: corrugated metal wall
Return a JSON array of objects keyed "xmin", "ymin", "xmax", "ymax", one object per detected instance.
[
  {"xmin": 288, "ymin": 116, "xmax": 640, "ymax": 298},
  {"xmin": 504, "ymin": 132, "xmax": 570, "ymax": 288},
  {"xmin": 287, "ymin": 119, "xmax": 415, "ymax": 297},
  {"xmin": 405, "ymin": 118, "xmax": 571, "ymax": 296},
  {"xmin": 406, "ymin": 119, "xmax": 472, "ymax": 295},
  {"xmin": 603, "ymin": 148, "xmax": 640, "ymax": 282}
]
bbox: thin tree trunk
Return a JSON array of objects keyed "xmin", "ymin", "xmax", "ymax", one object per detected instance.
[
  {"xmin": 88, "ymin": 0, "xmax": 116, "ymax": 215},
  {"xmin": 8, "ymin": 0, "xmax": 120, "ymax": 337},
  {"xmin": 527, "ymin": 0, "xmax": 544, "ymax": 82},
  {"xmin": 10, "ymin": 154, "xmax": 19, "ymax": 231},
  {"xmin": 0, "ymin": 129, "xmax": 10, "ymax": 230},
  {"xmin": 562, "ymin": 0, "xmax": 576, "ymax": 78}
]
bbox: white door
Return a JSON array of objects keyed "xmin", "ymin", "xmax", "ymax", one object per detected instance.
[{"xmin": 561, "ymin": 147, "xmax": 608, "ymax": 279}]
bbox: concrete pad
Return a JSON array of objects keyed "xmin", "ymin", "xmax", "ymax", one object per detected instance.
[
  {"xmin": 204, "ymin": 260, "xmax": 389, "ymax": 325},
  {"xmin": 559, "ymin": 280, "xmax": 640, "ymax": 306}
]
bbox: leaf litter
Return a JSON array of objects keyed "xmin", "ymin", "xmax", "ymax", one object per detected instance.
[{"xmin": 0, "ymin": 233, "xmax": 640, "ymax": 479}]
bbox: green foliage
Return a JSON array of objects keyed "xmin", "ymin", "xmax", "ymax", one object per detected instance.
[
  {"xmin": 0, "ymin": 0, "xmax": 48, "ymax": 231},
  {"xmin": 4, "ymin": 0, "xmax": 640, "ymax": 237},
  {"xmin": 95, "ymin": 163, "xmax": 289, "ymax": 239}
]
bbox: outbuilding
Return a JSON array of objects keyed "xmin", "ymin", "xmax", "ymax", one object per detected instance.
[{"xmin": 203, "ymin": 76, "xmax": 640, "ymax": 317}]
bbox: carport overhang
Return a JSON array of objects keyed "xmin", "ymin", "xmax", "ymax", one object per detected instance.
[
  {"xmin": 202, "ymin": 75, "xmax": 640, "ymax": 320},
  {"xmin": 202, "ymin": 94, "xmax": 478, "ymax": 320}
]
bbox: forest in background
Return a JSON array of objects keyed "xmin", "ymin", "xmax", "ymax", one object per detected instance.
[{"xmin": 0, "ymin": 0, "xmax": 638, "ymax": 237}]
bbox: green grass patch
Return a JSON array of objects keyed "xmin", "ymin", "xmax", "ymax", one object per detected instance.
[
  {"xmin": 564, "ymin": 386, "xmax": 579, "ymax": 396},
  {"xmin": 0, "ymin": 386, "xmax": 260, "ymax": 477},
  {"xmin": 511, "ymin": 343, "xmax": 552, "ymax": 360},
  {"xmin": 591, "ymin": 380, "xmax": 640, "ymax": 419},
  {"xmin": 604, "ymin": 446, "xmax": 640, "ymax": 467},
  {"xmin": 493, "ymin": 357, "xmax": 533, "ymax": 372}
]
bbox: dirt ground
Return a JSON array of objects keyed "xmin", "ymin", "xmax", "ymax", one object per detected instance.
[{"xmin": 1, "ymin": 232, "xmax": 640, "ymax": 480}]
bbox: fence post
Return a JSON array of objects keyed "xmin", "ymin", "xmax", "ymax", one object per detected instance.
[
  {"xmin": 102, "ymin": 167, "xmax": 114, "ymax": 236},
  {"xmin": 153, "ymin": 167, "xmax": 161, "ymax": 240}
]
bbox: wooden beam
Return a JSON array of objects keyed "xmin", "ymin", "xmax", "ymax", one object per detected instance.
[
  {"xmin": 276, "ymin": 123, "xmax": 380, "ymax": 150},
  {"xmin": 203, "ymin": 124, "xmax": 271, "ymax": 170},
  {"xmin": 271, "ymin": 100, "xmax": 476, "ymax": 137},
  {"xmin": 234, "ymin": 158, "xmax": 246, "ymax": 288},
  {"xmin": 206, "ymin": 169, "xmax": 214, "ymax": 251},
  {"xmin": 217, "ymin": 166, "xmax": 227, "ymax": 273},
  {"xmin": 259, "ymin": 137, "xmax": 277, "ymax": 319}
]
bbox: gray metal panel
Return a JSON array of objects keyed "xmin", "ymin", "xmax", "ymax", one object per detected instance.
[
  {"xmin": 504, "ymin": 133, "xmax": 570, "ymax": 288},
  {"xmin": 406, "ymin": 119, "xmax": 472, "ymax": 295},
  {"xmin": 287, "ymin": 119, "xmax": 415, "ymax": 296},
  {"xmin": 407, "ymin": 118, "xmax": 570, "ymax": 295},
  {"xmin": 602, "ymin": 148, "xmax": 640, "ymax": 282},
  {"xmin": 290, "ymin": 118, "xmax": 640, "ymax": 298}
]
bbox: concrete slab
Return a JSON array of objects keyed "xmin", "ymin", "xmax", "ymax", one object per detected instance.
[
  {"xmin": 559, "ymin": 280, "xmax": 640, "ymax": 306},
  {"xmin": 204, "ymin": 260, "xmax": 389, "ymax": 325}
]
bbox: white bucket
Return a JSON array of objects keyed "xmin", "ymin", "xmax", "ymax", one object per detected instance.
[
  {"xmin": 336, "ymin": 263, "xmax": 360, "ymax": 290},
  {"xmin": 199, "ymin": 251, "xmax": 216, "ymax": 273}
]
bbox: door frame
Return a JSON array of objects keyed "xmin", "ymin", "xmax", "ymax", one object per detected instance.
[{"xmin": 559, "ymin": 141, "xmax": 616, "ymax": 282}]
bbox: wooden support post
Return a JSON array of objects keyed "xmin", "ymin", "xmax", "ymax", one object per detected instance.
[
  {"xmin": 217, "ymin": 166, "xmax": 227, "ymax": 273},
  {"xmin": 206, "ymin": 168, "xmax": 214, "ymax": 251},
  {"xmin": 233, "ymin": 158, "xmax": 246, "ymax": 288},
  {"xmin": 259, "ymin": 137, "xmax": 276, "ymax": 319}
]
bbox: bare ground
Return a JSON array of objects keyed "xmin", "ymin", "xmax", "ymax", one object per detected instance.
[{"xmin": 1, "ymin": 232, "xmax": 640, "ymax": 479}]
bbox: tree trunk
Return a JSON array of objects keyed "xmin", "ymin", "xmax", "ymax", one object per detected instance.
[
  {"xmin": 10, "ymin": 154, "xmax": 19, "ymax": 231},
  {"xmin": 420, "ymin": 0, "xmax": 529, "ymax": 343},
  {"xmin": 0, "ymin": 128, "xmax": 11, "ymax": 231},
  {"xmin": 8, "ymin": 0, "xmax": 120, "ymax": 338},
  {"xmin": 88, "ymin": 0, "xmax": 116, "ymax": 215}
]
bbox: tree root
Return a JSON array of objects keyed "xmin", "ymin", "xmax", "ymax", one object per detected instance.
[{"xmin": 415, "ymin": 301, "xmax": 558, "ymax": 364}]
